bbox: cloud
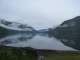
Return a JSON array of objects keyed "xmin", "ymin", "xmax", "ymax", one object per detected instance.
[{"xmin": 0, "ymin": 0, "xmax": 80, "ymax": 29}]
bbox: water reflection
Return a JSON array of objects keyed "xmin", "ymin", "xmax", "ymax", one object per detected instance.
[
  {"xmin": 0, "ymin": 33, "xmax": 35, "ymax": 45},
  {"xmin": 0, "ymin": 33, "xmax": 77, "ymax": 51},
  {"xmin": 59, "ymin": 39, "xmax": 80, "ymax": 50}
]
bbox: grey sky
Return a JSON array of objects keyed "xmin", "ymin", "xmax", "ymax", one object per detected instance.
[{"xmin": 0, "ymin": 0, "xmax": 80, "ymax": 29}]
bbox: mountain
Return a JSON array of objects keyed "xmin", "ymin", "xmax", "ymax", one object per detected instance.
[
  {"xmin": 51, "ymin": 16, "xmax": 80, "ymax": 39},
  {"xmin": 48, "ymin": 16, "xmax": 80, "ymax": 50},
  {"xmin": 0, "ymin": 19, "xmax": 36, "ymax": 38},
  {"xmin": 38, "ymin": 29, "xmax": 48, "ymax": 33}
]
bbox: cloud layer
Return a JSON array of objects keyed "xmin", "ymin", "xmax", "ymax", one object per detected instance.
[{"xmin": 0, "ymin": 0, "xmax": 80, "ymax": 29}]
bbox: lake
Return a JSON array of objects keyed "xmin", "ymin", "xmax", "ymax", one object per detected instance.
[{"xmin": 0, "ymin": 33, "xmax": 77, "ymax": 51}]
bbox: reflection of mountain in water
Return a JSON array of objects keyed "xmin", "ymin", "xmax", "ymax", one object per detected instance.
[
  {"xmin": 47, "ymin": 33, "xmax": 80, "ymax": 50},
  {"xmin": 0, "ymin": 33, "xmax": 35, "ymax": 45},
  {"xmin": 0, "ymin": 32, "xmax": 76, "ymax": 51},
  {"xmin": 59, "ymin": 39, "xmax": 80, "ymax": 50}
]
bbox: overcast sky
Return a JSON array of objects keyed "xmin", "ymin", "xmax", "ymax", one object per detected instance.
[{"xmin": 0, "ymin": 0, "xmax": 80, "ymax": 29}]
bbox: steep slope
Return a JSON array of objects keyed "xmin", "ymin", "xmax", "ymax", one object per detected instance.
[
  {"xmin": 48, "ymin": 16, "xmax": 80, "ymax": 50},
  {"xmin": 52, "ymin": 16, "xmax": 80, "ymax": 39}
]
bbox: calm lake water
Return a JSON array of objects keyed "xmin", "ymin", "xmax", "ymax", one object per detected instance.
[{"xmin": 0, "ymin": 33, "xmax": 77, "ymax": 51}]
